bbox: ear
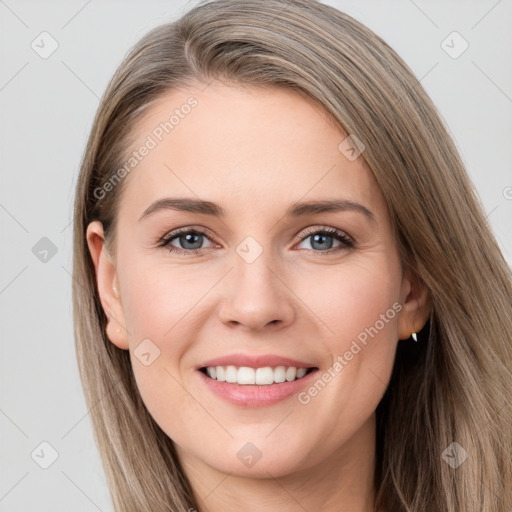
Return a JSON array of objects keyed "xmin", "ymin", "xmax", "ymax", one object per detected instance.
[
  {"xmin": 397, "ymin": 266, "xmax": 431, "ymax": 340},
  {"xmin": 86, "ymin": 220, "xmax": 129, "ymax": 350}
]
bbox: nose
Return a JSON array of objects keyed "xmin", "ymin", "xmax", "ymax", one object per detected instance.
[{"xmin": 218, "ymin": 248, "xmax": 296, "ymax": 332}]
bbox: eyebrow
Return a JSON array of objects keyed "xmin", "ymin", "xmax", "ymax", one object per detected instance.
[{"xmin": 138, "ymin": 197, "xmax": 375, "ymax": 224}]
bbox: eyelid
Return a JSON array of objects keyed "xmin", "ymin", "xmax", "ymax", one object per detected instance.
[
  {"xmin": 157, "ymin": 226, "xmax": 217, "ymax": 250},
  {"xmin": 297, "ymin": 225, "xmax": 353, "ymax": 243}
]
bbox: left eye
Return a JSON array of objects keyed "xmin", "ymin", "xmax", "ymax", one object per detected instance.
[
  {"xmin": 159, "ymin": 230, "xmax": 215, "ymax": 253},
  {"xmin": 158, "ymin": 227, "xmax": 354, "ymax": 255},
  {"xmin": 296, "ymin": 228, "xmax": 354, "ymax": 252}
]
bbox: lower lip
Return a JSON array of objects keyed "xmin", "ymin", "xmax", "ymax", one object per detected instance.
[{"xmin": 197, "ymin": 369, "xmax": 319, "ymax": 407}]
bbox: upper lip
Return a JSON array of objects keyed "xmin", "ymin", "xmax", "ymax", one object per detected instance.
[{"xmin": 196, "ymin": 353, "xmax": 317, "ymax": 370}]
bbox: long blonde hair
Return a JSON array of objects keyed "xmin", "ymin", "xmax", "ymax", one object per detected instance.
[{"xmin": 72, "ymin": 1, "xmax": 512, "ymax": 510}]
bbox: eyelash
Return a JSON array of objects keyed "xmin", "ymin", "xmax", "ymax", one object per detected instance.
[{"xmin": 156, "ymin": 226, "xmax": 355, "ymax": 256}]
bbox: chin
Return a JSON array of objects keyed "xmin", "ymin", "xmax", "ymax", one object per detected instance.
[{"xmin": 199, "ymin": 438, "xmax": 315, "ymax": 478}]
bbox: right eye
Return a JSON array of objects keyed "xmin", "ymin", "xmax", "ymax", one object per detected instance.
[{"xmin": 158, "ymin": 228, "xmax": 216, "ymax": 255}]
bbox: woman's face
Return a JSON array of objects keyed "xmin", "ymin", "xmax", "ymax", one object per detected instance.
[{"xmin": 87, "ymin": 81, "xmax": 428, "ymax": 480}]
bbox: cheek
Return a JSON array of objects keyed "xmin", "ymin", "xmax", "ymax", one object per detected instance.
[
  {"xmin": 299, "ymin": 255, "xmax": 402, "ymax": 350},
  {"xmin": 116, "ymin": 254, "xmax": 217, "ymax": 405},
  {"xmin": 116, "ymin": 260, "xmax": 205, "ymax": 438},
  {"xmin": 285, "ymin": 259, "xmax": 401, "ymax": 456},
  {"xmin": 118, "ymin": 256, "xmax": 207, "ymax": 342},
  {"xmin": 297, "ymin": 255, "xmax": 402, "ymax": 412}
]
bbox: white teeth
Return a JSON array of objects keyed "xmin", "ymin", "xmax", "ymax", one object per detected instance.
[
  {"xmin": 216, "ymin": 366, "xmax": 225, "ymax": 382},
  {"xmin": 296, "ymin": 368, "xmax": 307, "ymax": 379},
  {"xmin": 285, "ymin": 367, "xmax": 297, "ymax": 381},
  {"xmin": 274, "ymin": 366, "xmax": 286, "ymax": 383},
  {"xmin": 225, "ymin": 365, "xmax": 238, "ymax": 383},
  {"xmin": 255, "ymin": 367, "xmax": 274, "ymax": 385},
  {"xmin": 237, "ymin": 366, "xmax": 255, "ymax": 384},
  {"xmin": 203, "ymin": 365, "xmax": 312, "ymax": 385}
]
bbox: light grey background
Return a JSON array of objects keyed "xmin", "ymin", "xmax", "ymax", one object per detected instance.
[{"xmin": 1, "ymin": 0, "xmax": 511, "ymax": 510}]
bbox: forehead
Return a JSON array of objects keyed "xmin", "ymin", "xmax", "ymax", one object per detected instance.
[{"xmin": 117, "ymin": 81, "xmax": 387, "ymax": 222}]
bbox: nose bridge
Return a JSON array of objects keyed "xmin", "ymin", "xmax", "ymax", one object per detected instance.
[
  {"xmin": 234, "ymin": 234, "xmax": 278, "ymax": 290},
  {"xmin": 218, "ymin": 233, "xmax": 295, "ymax": 330}
]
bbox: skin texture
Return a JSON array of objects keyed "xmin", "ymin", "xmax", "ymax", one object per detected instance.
[{"xmin": 87, "ymin": 81, "xmax": 431, "ymax": 512}]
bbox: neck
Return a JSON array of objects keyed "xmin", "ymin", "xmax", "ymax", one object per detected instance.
[{"xmin": 179, "ymin": 413, "xmax": 378, "ymax": 512}]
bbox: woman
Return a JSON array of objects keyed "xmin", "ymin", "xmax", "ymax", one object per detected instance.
[{"xmin": 72, "ymin": 0, "xmax": 512, "ymax": 510}]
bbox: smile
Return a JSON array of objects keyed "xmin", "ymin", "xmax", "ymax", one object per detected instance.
[{"xmin": 201, "ymin": 365, "xmax": 316, "ymax": 385}]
